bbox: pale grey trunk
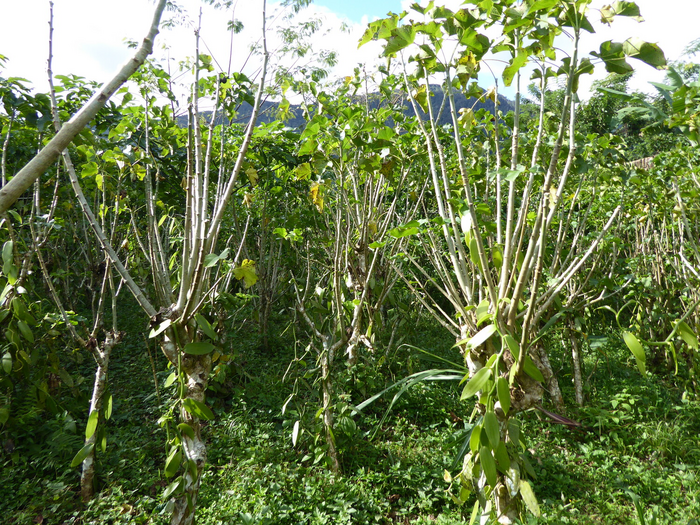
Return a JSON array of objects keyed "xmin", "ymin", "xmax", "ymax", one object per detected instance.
[
  {"xmin": 320, "ymin": 344, "xmax": 340, "ymax": 474},
  {"xmin": 535, "ymin": 345, "xmax": 564, "ymax": 411},
  {"xmin": 80, "ymin": 331, "xmax": 118, "ymax": 502},
  {"xmin": 570, "ymin": 327, "xmax": 584, "ymax": 406},
  {"xmin": 170, "ymin": 353, "xmax": 211, "ymax": 525}
]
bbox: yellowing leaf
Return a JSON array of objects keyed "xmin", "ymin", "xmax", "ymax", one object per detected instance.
[
  {"xmin": 246, "ymin": 167, "xmax": 258, "ymax": 186},
  {"xmin": 310, "ymin": 183, "xmax": 324, "ymax": 213},
  {"xmin": 233, "ymin": 259, "xmax": 258, "ymax": 288},
  {"xmin": 519, "ymin": 480, "xmax": 541, "ymax": 516}
]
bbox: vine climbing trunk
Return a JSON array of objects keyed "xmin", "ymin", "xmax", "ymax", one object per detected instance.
[
  {"xmin": 80, "ymin": 330, "xmax": 120, "ymax": 502},
  {"xmin": 170, "ymin": 349, "xmax": 212, "ymax": 525},
  {"xmin": 320, "ymin": 345, "xmax": 340, "ymax": 474}
]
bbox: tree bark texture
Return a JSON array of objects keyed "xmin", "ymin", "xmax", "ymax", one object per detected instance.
[
  {"xmin": 170, "ymin": 349, "xmax": 212, "ymax": 525},
  {"xmin": 320, "ymin": 346, "xmax": 340, "ymax": 474},
  {"xmin": 80, "ymin": 330, "xmax": 119, "ymax": 502}
]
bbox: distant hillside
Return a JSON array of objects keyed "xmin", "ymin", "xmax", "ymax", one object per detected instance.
[{"xmin": 179, "ymin": 84, "xmax": 514, "ymax": 129}]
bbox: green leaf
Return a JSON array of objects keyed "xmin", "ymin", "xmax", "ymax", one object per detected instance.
[
  {"xmin": 70, "ymin": 443, "xmax": 95, "ymax": 468},
  {"xmin": 182, "ymin": 398, "xmax": 214, "ymax": 420},
  {"xmin": 164, "ymin": 447, "xmax": 182, "ymax": 478},
  {"xmin": 292, "ymin": 420, "xmax": 301, "ymax": 446},
  {"xmin": 461, "ymin": 367, "xmax": 492, "ymax": 400},
  {"xmin": 519, "ymin": 480, "xmax": 541, "ymax": 516},
  {"xmin": 233, "ymin": 259, "xmax": 258, "ymax": 288},
  {"xmin": 297, "ymin": 138, "xmax": 317, "ymax": 156},
  {"xmin": 503, "ymin": 49, "xmax": 529, "ymax": 87},
  {"xmin": 469, "ymin": 424, "xmax": 482, "ymax": 452},
  {"xmin": 104, "ymin": 394, "xmax": 113, "ymax": 420},
  {"xmin": 1, "ymin": 352, "xmax": 11, "ymax": 374},
  {"xmin": 0, "ymin": 406, "xmax": 9, "ymax": 425},
  {"xmin": 388, "ymin": 225, "xmax": 419, "ymax": 238},
  {"xmin": 163, "ymin": 477, "xmax": 183, "ymax": 499},
  {"xmin": 463, "ymin": 324, "xmax": 497, "ymax": 350},
  {"xmin": 494, "ymin": 440, "xmax": 511, "ymax": 473},
  {"xmin": 85, "ymin": 410, "xmax": 99, "ymax": 440},
  {"xmin": 178, "ymin": 423, "xmax": 195, "ymax": 440},
  {"xmin": 183, "ymin": 342, "xmax": 215, "ymax": 356},
  {"xmin": 195, "ymin": 314, "xmax": 217, "ymax": 340},
  {"xmin": 492, "ymin": 245, "xmax": 503, "ymax": 269},
  {"xmin": 497, "ymin": 377, "xmax": 510, "ymax": 415},
  {"xmin": 469, "ymin": 500, "xmax": 480, "ymax": 525},
  {"xmin": 149, "ymin": 319, "xmax": 171, "ymax": 339},
  {"xmin": 622, "ymin": 37, "xmax": 667, "ymax": 69},
  {"xmin": 384, "ymin": 25, "xmax": 417, "ymax": 56},
  {"xmin": 479, "ymin": 446, "xmax": 498, "ymax": 487},
  {"xmin": 1, "ymin": 240, "xmax": 12, "ymax": 268},
  {"xmin": 483, "ymin": 411, "xmax": 500, "ymax": 449},
  {"xmin": 676, "ymin": 321, "xmax": 698, "ymax": 350},
  {"xmin": 503, "ymin": 334, "xmax": 519, "ymax": 360},
  {"xmin": 622, "ymin": 331, "xmax": 646, "ymax": 375},
  {"xmin": 16, "ymin": 320, "xmax": 33, "ymax": 343},
  {"xmin": 58, "ymin": 368, "xmax": 74, "ymax": 388},
  {"xmin": 164, "ymin": 372, "xmax": 177, "ymax": 388},
  {"xmin": 523, "ymin": 356, "xmax": 545, "ymax": 382}
]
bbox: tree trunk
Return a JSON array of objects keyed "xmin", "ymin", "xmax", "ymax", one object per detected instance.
[
  {"xmin": 80, "ymin": 330, "xmax": 119, "ymax": 502},
  {"xmin": 320, "ymin": 346, "xmax": 340, "ymax": 474},
  {"xmin": 170, "ymin": 352, "xmax": 211, "ymax": 525},
  {"xmin": 535, "ymin": 345, "xmax": 564, "ymax": 411},
  {"xmin": 570, "ymin": 325, "xmax": 584, "ymax": 406}
]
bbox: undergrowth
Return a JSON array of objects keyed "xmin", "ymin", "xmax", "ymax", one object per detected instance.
[{"xmin": 1, "ymin": 317, "xmax": 698, "ymax": 525}]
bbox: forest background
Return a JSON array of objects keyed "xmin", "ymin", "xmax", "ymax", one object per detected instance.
[{"xmin": 1, "ymin": 1, "xmax": 700, "ymax": 524}]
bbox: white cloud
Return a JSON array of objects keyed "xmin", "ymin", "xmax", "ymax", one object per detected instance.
[{"xmin": 1, "ymin": 0, "xmax": 698, "ymax": 104}]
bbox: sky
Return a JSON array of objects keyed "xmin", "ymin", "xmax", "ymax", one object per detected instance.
[{"xmin": 0, "ymin": 0, "xmax": 699, "ymax": 104}]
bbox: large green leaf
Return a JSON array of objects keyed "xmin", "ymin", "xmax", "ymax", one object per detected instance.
[
  {"xmin": 497, "ymin": 376, "xmax": 510, "ymax": 415},
  {"xmin": 149, "ymin": 319, "xmax": 171, "ymax": 339},
  {"xmin": 163, "ymin": 477, "xmax": 183, "ymax": 499},
  {"xmin": 85, "ymin": 410, "xmax": 99, "ymax": 440},
  {"xmin": 523, "ymin": 356, "xmax": 545, "ymax": 382},
  {"xmin": 182, "ymin": 398, "xmax": 214, "ymax": 420},
  {"xmin": 520, "ymin": 480, "xmax": 541, "ymax": 516},
  {"xmin": 0, "ymin": 406, "xmax": 9, "ymax": 425},
  {"xmin": 1, "ymin": 352, "xmax": 11, "ymax": 374},
  {"xmin": 479, "ymin": 446, "xmax": 498, "ymax": 487},
  {"xmin": 483, "ymin": 411, "xmax": 500, "ymax": 449},
  {"xmin": 676, "ymin": 321, "xmax": 698, "ymax": 350},
  {"xmin": 164, "ymin": 447, "xmax": 182, "ymax": 478},
  {"xmin": 70, "ymin": 443, "xmax": 95, "ymax": 468},
  {"xmin": 622, "ymin": 37, "xmax": 666, "ymax": 69},
  {"xmin": 622, "ymin": 331, "xmax": 646, "ymax": 375},
  {"xmin": 461, "ymin": 367, "xmax": 492, "ymax": 400},
  {"xmin": 384, "ymin": 25, "xmax": 417, "ymax": 56},
  {"xmin": 183, "ymin": 342, "xmax": 215, "ymax": 356},
  {"xmin": 178, "ymin": 423, "xmax": 195, "ymax": 440},
  {"xmin": 456, "ymin": 324, "xmax": 497, "ymax": 350}
]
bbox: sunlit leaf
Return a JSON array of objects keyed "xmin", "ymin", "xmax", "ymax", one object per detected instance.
[
  {"xmin": 233, "ymin": 259, "xmax": 258, "ymax": 288},
  {"xmin": 622, "ymin": 331, "xmax": 646, "ymax": 375},
  {"xmin": 292, "ymin": 420, "xmax": 301, "ymax": 446},
  {"xmin": 149, "ymin": 319, "xmax": 171, "ymax": 338},
  {"xmin": 70, "ymin": 443, "xmax": 94, "ymax": 468},
  {"xmin": 85, "ymin": 410, "xmax": 99, "ymax": 439},
  {"xmin": 483, "ymin": 411, "xmax": 500, "ymax": 449},
  {"xmin": 497, "ymin": 376, "xmax": 510, "ymax": 415},
  {"xmin": 461, "ymin": 367, "xmax": 492, "ymax": 399},
  {"xmin": 520, "ymin": 480, "xmax": 541, "ymax": 516},
  {"xmin": 182, "ymin": 398, "xmax": 214, "ymax": 420},
  {"xmin": 479, "ymin": 446, "xmax": 498, "ymax": 487},
  {"xmin": 164, "ymin": 447, "xmax": 182, "ymax": 478}
]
